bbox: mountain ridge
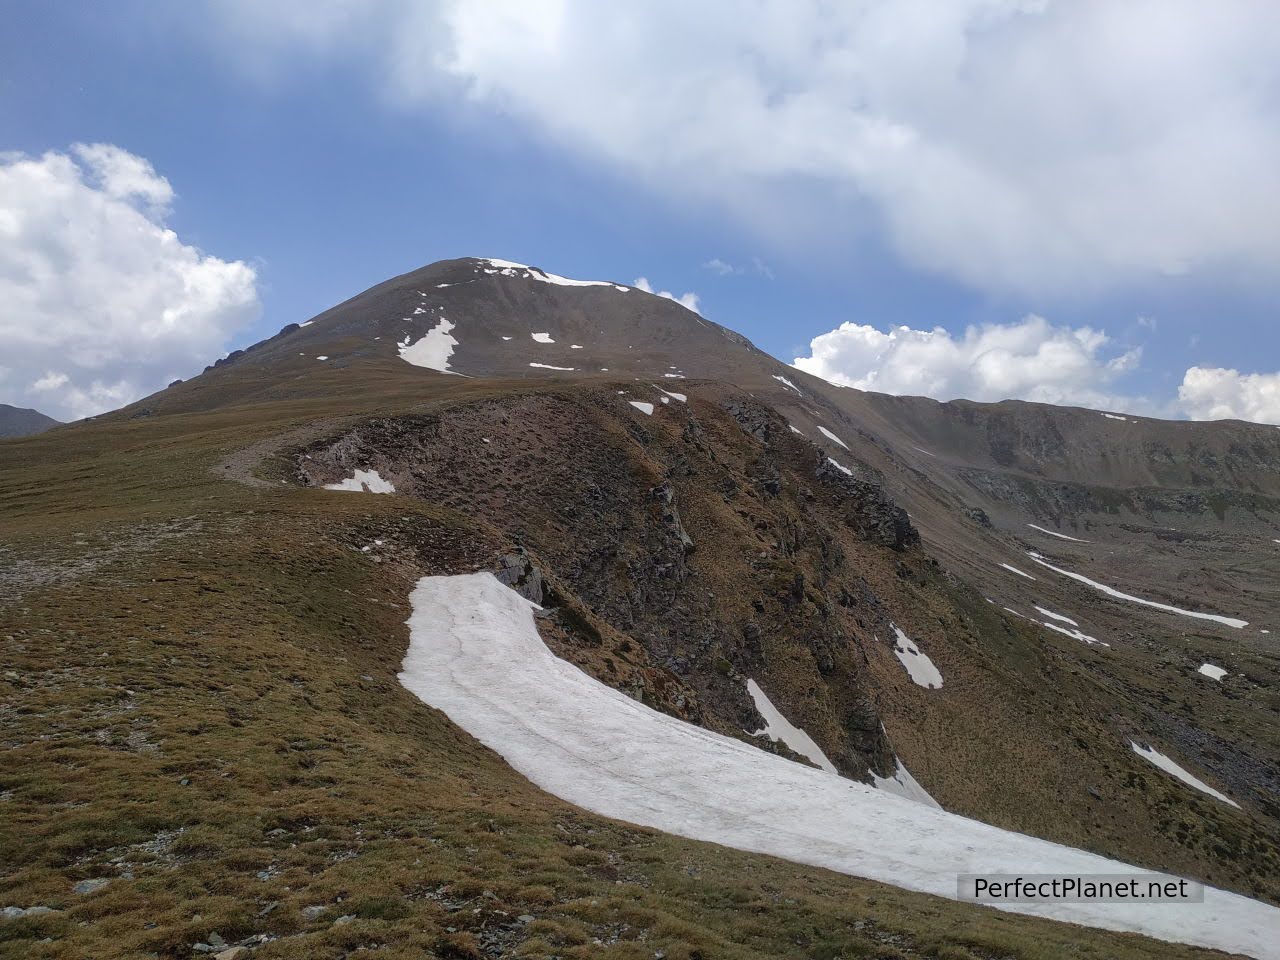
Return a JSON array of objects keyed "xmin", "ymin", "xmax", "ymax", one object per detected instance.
[
  {"xmin": 3, "ymin": 254, "xmax": 1277, "ymax": 959},
  {"xmin": 0, "ymin": 402, "xmax": 60, "ymax": 439}
]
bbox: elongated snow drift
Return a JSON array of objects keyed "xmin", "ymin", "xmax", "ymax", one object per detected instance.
[{"xmin": 398, "ymin": 573, "xmax": 1277, "ymax": 960}]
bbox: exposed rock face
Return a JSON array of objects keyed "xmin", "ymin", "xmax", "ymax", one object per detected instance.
[
  {"xmin": 494, "ymin": 549, "xmax": 544, "ymax": 605},
  {"xmin": 650, "ymin": 481, "xmax": 695, "ymax": 554},
  {"xmin": 815, "ymin": 457, "xmax": 920, "ymax": 550},
  {"xmin": 295, "ymin": 386, "xmax": 943, "ymax": 779}
]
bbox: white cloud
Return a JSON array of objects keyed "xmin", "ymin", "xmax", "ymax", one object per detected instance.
[
  {"xmin": 0, "ymin": 145, "xmax": 260, "ymax": 420},
  {"xmin": 31, "ymin": 372, "xmax": 69, "ymax": 392},
  {"xmin": 205, "ymin": 0, "xmax": 1280, "ymax": 296},
  {"xmin": 634, "ymin": 276, "xmax": 700, "ymax": 314},
  {"xmin": 70, "ymin": 143, "xmax": 175, "ymax": 215},
  {"xmin": 793, "ymin": 315, "xmax": 1146, "ymax": 412},
  {"xmin": 1178, "ymin": 367, "xmax": 1280, "ymax": 425},
  {"xmin": 703, "ymin": 258, "xmax": 736, "ymax": 276}
]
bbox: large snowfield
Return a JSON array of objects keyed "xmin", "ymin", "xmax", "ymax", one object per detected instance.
[{"xmin": 399, "ymin": 573, "xmax": 1278, "ymax": 960}]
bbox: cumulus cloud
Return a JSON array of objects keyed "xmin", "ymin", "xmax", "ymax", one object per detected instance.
[
  {"xmin": 204, "ymin": 0, "xmax": 1280, "ymax": 296},
  {"xmin": 793, "ymin": 315, "xmax": 1146, "ymax": 412},
  {"xmin": 634, "ymin": 276, "xmax": 700, "ymax": 314},
  {"xmin": 1178, "ymin": 367, "xmax": 1280, "ymax": 425},
  {"xmin": 0, "ymin": 145, "xmax": 260, "ymax": 420}
]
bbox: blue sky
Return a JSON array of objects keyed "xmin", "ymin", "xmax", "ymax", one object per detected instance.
[{"xmin": 2, "ymin": 2, "xmax": 1278, "ymax": 422}]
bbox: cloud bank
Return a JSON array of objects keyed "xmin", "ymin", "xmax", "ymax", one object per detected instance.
[
  {"xmin": 0, "ymin": 145, "xmax": 260, "ymax": 420},
  {"xmin": 1178, "ymin": 368, "xmax": 1280, "ymax": 424},
  {"xmin": 794, "ymin": 315, "xmax": 1146, "ymax": 413},
  {"xmin": 207, "ymin": 0, "xmax": 1280, "ymax": 297},
  {"xmin": 795, "ymin": 317, "xmax": 1280, "ymax": 426}
]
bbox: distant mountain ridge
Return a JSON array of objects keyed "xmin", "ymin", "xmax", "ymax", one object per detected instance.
[{"xmin": 0, "ymin": 403, "xmax": 59, "ymax": 439}]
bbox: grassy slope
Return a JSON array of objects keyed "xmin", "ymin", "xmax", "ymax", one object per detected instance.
[{"xmin": 0, "ymin": 385, "xmax": 1253, "ymax": 960}]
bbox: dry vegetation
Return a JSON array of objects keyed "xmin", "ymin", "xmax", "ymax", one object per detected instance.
[{"xmin": 0, "ymin": 382, "xmax": 1262, "ymax": 959}]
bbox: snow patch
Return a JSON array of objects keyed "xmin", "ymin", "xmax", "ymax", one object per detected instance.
[
  {"xmin": 1102, "ymin": 413, "xmax": 1129, "ymax": 421},
  {"xmin": 871, "ymin": 759, "xmax": 941, "ymax": 809},
  {"xmin": 655, "ymin": 387, "xmax": 686, "ymax": 402},
  {"xmin": 1041, "ymin": 620, "xmax": 1108, "ymax": 647},
  {"xmin": 315, "ymin": 355, "xmax": 328, "ymax": 361},
  {"xmin": 788, "ymin": 424, "xmax": 803, "ymax": 435},
  {"xmin": 324, "ymin": 469, "xmax": 395, "ymax": 494},
  {"xmin": 1197, "ymin": 663, "xmax": 1228, "ymax": 681},
  {"xmin": 1035, "ymin": 606, "xmax": 1077, "ymax": 626},
  {"xmin": 772, "ymin": 374, "xmax": 803, "ymax": 394},
  {"xmin": 1026, "ymin": 552, "xmax": 1247, "ymax": 629},
  {"xmin": 529, "ymin": 362, "xmax": 575, "ymax": 371},
  {"xmin": 1028, "ymin": 523, "xmax": 1089, "ymax": 543},
  {"xmin": 629, "ymin": 401, "xmax": 655, "ymax": 416},
  {"xmin": 746, "ymin": 679, "xmax": 837, "ymax": 774},
  {"xmin": 399, "ymin": 317, "xmax": 460, "ymax": 374},
  {"xmin": 817, "ymin": 425, "xmax": 849, "ymax": 449},
  {"xmin": 531, "ymin": 332, "xmax": 555, "ymax": 344},
  {"xmin": 1131, "ymin": 742, "xmax": 1239, "ymax": 808},
  {"xmin": 396, "ymin": 573, "xmax": 1277, "ymax": 958},
  {"xmin": 999, "ymin": 563, "xmax": 1037, "ymax": 581},
  {"xmin": 891, "ymin": 626, "xmax": 942, "ymax": 689},
  {"xmin": 826, "ymin": 457, "xmax": 852, "ymax": 476}
]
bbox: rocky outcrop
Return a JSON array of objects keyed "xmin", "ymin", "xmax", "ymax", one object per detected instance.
[
  {"xmin": 816, "ymin": 457, "xmax": 920, "ymax": 550},
  {"xmin": 649, "ymin": 481, "xmax": 695, "ymax": 553},
  {"xmin": 494, "ymin": 548, "xmax": 545, "ymax": 605}
]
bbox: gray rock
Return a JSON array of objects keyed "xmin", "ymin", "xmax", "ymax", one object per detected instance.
[
  {"xmin": 495, "ymin": 549, "xmax": 544, "ymax": 605},
  {"xmin": 73, "ymin": 878, "xmax": 109, "ymax": 895},
  {"xmin": 333, "ymin": 914, "xmax": 355, "ymax": 925},
  {"xmin": 301, "ymin": 905, "xmax": 327, "ymax": 920},
  {"xmin": 964, "ymin": 505, "xmax": 993, "ymax": 528},
  {"xmin": 0, "ymin": 906, "xmax": 53, "ymax": 921}
]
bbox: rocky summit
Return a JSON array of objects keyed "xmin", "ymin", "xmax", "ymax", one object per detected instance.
[{"xmin": 3, "ymin": 257, "xmax": 1278, "ymax": 960}]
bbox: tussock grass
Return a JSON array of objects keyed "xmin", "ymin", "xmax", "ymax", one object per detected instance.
[{"xmin": 0, "ymin": 386, "xmax": 1253, "ymax": 959}]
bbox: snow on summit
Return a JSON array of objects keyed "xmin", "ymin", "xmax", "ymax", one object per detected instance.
[
  {"xmin": 397, "ymin": 573, "xmax": 1279, "ymax": 959},
  {"xmin": 478, "ymin": 258, "xmax": 628, "ymax": 291}
]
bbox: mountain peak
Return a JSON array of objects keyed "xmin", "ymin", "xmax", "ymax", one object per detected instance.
[{"xmin": 0, "ymin": 402, "xmax": 60, "ymax": 439}]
